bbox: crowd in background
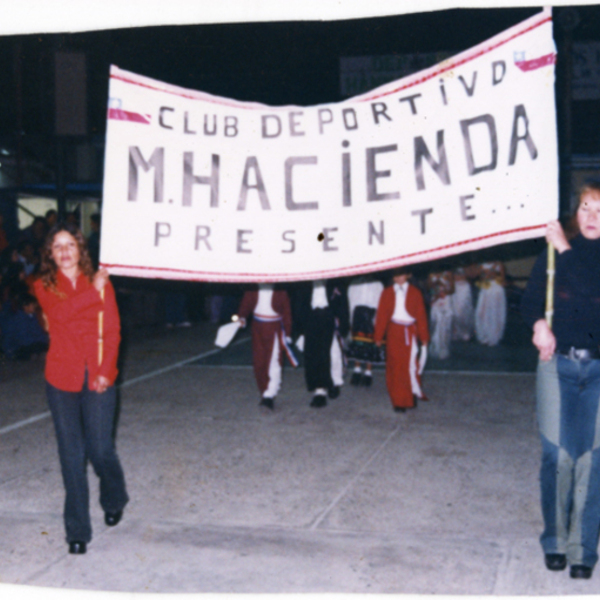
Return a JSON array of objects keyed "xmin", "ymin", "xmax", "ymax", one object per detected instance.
[
  {"xmin": 0, "ymin": 209, "xmax": 96, "ymax": 361},
  {"xmin": 0, "ymin": 205, "xmax": 517, "ymax": 365},
  {"xmin": 347, "ymin": 259, "xmax": 509, "ymax": 365}
]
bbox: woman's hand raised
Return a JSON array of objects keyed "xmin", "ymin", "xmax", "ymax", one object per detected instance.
[
  {"xmin": 93, "ymin": 268, "xmax": 109, "ymax": 292},
  {"xmin": 545, "ymin": 220, "xmax": 571, "ymax": 254}
]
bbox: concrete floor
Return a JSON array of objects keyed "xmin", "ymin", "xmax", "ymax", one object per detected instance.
[{"xmin": 1, "ymin": 322, "xmax": 599, "ymax": 597}]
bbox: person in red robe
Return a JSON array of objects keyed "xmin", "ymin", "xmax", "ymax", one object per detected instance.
[
  {"xmin": 237, "ymin": 284, "xmax": 296, "ymax": 410},
  {"xmin": 374, "ymin": 269, "xmax": 429, "ymax": 412}
]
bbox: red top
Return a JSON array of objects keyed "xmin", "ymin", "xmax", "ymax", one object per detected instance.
[
  {"xmin": 237, "ymin": 289, "xmax": 292, "ymax": 336},
  {"xmin": 34, "ymin": 271, "xmax": 121, "ymax": 392},
  {"xmin": 374, "ymin": 284, "xmax": 430, "ymax": 345}
]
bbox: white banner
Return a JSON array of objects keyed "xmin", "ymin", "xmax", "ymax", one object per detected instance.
[{"xmin": 101, "ymin": 7, "xmax": 557, "ymax": 283}]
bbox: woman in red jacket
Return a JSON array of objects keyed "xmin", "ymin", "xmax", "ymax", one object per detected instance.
[{"xmin": 34, "ymin": 223, "xmax": 128, "ymax": 555}]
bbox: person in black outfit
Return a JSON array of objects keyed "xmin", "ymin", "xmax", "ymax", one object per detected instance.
[
  {"xmin": 295, "ymin": 279, "xmax": 349, "ymax": 408},
  {"xmin": 521, "ymin": 181, "xmax": 600, "ymax": 580}
]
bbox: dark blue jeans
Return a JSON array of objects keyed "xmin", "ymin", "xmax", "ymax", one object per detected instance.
[
  {"xmin": 46, "ymin": 380, "xmax": 129, "ymax": 543},
  {"xmin": 537, "ymin": 355, "xmax": 600, "ymax": 567}
]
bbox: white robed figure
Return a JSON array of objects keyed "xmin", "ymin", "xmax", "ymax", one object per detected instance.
[
  {"xmin": 427, "ymin": 269, "xmax": 454, "ymax": 360},
  {"xmin": 474, "ymin": 261, "xmax": 507, "ymax": 346},
  {"xmin": 451, "ymin": 267, "xmax": 475, "ymax": 341}
]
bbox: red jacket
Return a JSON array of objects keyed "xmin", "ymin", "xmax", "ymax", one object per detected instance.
[
  {"xmin": 374, "ymin": 284, "xmax": 429, "ymax": 345},
  {"xmin": 34, "ymin": 271, "xmax": 120, "ymax": 392}
]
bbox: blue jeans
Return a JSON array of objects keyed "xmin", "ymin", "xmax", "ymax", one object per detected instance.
[
  {"xmin": 46, "ymin": 380, "xmax": 129, "ymax": 543},
  {"xmin": 537, "ymin": 355, "xmax": 600, "ymax": 567}
]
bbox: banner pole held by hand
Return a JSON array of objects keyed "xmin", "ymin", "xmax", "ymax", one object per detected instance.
[{"xmin": 545, "ymin": 242, "xmax": 555, "ymax": 329}]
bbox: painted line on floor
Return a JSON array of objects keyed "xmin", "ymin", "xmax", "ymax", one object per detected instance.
[
  {"xmin": 0, "ymin": 411, "xmax": 52, "ymax": 436},
  {"xmin": 0, "ymin": 336, "xmax": 251, "ymax": 437},
  {"xmin": 118, "ymin": 336, "xmax": 251, "ymax": 388},
  {"xmin": 2, "ymin": 334, "xmax": 532, "ymax": 436},
  {"xmin": 309, "ymin": 423, "xmax": 401, "ymax": 531}
]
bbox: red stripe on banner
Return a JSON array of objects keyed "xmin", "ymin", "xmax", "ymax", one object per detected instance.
[
  {"xmin": 109, "ymin": 11, "xmax": 553, "ymax": 109},
  {"xmin": 107, "ymin": 108, "xmax": 151, "ymax": 124},
  {"xmin": 515, "ymin": 53, "xmax": 556, "ymax": 72},
  {"xmin": 101, "ymin": 224, "xmax": 547, "ymax": 283}
]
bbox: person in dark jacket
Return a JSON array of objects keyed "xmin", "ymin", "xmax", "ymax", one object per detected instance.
[{"xmin": 521, "ymin": 181, "xmax": 600, "ymax": 580}]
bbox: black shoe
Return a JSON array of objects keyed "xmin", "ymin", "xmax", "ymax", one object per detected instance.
[
  {"xmin": 68, "ymin": 541, "xmax": 87, "ymax": 554},
  {"xmin": 544, "ymin": 553, "xmax": 566, "ymax": 571},
  {"xmin": 310, "ymin": 394, "xmax": 327, "ymax": 408},
  {"xmin": 105, "ymin": 510, "xmax": 123, "ymax": 527},
  {"xmin": 362, "ymin": 374, "xmax": 373, "ymax": 387},
  {"xmin": 394, "ymin": 407, "xmax": 406, "ymax": 413},
  {"xmin": 328, "ymin": 386, "xmax": 340, "ymax": 399},
  {"xmin": 259, "ymin": 398, "xmax": 274, "ymax": 410},
  {"xmin": 350, "ymin": 372, "xmax": 361, "ymax": 386},
  {"xmin": 570, "ymin": 565, "xmax": 593, "ymax": 579}
]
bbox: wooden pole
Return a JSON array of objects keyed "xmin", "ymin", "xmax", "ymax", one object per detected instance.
[
  {"xmin": 545, "ymin": 243, "xmax": 555, "ymax": 329},
  {"xmin": 98, "ymin": 287, "xmax": 105, "ymax": 366}
]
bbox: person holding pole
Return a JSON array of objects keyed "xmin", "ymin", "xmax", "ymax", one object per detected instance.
[
  {"xmin": 34, "ymin": 223, "xmax": 128, "ymax": 555},
  {"xmin": 521, "ymin": 181, "xmax": 600, "ymax": 579}
]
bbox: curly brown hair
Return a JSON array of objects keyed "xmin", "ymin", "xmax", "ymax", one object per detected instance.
[{"xmin": 39, "ymin": 222, "xmax": 95, "ymax": 292}]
